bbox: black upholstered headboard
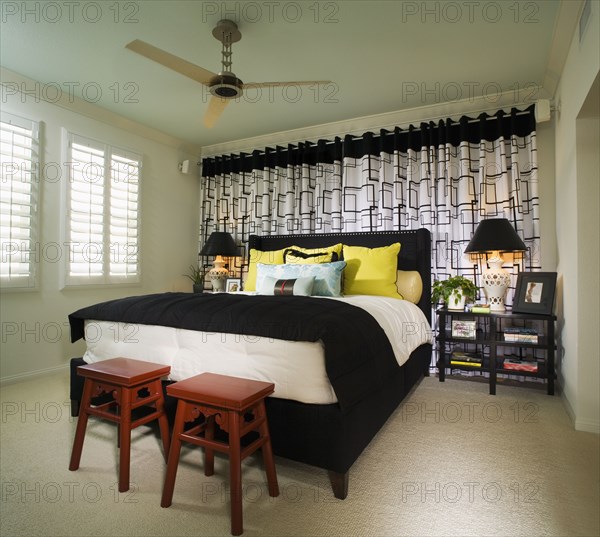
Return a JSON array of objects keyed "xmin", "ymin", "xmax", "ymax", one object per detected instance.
[{"xmin": 248, "ymin": 228, "xmax": 432, "ymax": 322}]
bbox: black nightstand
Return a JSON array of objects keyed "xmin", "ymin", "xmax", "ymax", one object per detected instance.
[{"xmin": 436, "ymin": 308, "xmax": 557, "ymax": 395}]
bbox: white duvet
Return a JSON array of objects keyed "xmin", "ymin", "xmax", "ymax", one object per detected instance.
[{"xmin": 82, "ymin": 295, "xmax": 432, "ymax": 404}]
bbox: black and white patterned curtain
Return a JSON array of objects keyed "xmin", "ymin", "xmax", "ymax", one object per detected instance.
[{"xmin": 200, "ymin": 105, "xmax": 540, "ymax": 304}]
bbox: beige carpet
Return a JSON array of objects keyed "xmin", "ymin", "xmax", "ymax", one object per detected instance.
[{"xmin": 1, "ymin": 372, "xmax": 598, "ymax": 537}]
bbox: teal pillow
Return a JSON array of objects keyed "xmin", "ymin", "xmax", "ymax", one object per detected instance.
[{"xmin": 256, "ymin": 261, "xmax": 346, "ymax": 297}]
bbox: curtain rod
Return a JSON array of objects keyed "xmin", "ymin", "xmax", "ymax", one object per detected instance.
[
  {"xmin": 203, "ymin": 106, "xmax": 535, "ymax": 161},
  {"xmin": 333, "ymin": 108, "xmax": 534, "ymax": 142}
]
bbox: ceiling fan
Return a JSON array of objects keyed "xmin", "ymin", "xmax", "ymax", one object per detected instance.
[{"xmin": 126, "ymin": 19, "xmax": 331, "ymax": 128}]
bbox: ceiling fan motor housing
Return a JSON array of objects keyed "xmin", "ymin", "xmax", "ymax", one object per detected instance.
[{"xmin": 209, "ymin": 72, "xmax": 243, "ymax": 99}]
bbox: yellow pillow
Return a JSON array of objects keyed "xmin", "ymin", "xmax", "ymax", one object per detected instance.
[
  {"xmin": 245, "ymin": 248, "xmax": 285, "ymax": 291},
  {"xmin": 343, "ymin": 243, "xmax": 402, "ymax": 298},
  {"xmin": 285, "ymin": 243, "xmax": 343, "ymax": 263}
]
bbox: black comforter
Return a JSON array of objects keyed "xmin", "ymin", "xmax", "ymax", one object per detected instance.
[{"xmin": 69, "ymin": 293, "xmax": 399, "ymax": 410}]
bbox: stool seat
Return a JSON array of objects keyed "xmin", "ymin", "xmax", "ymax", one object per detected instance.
[
  {"xmin": 69, "ymin": 357, "xmax": 171, "ymax": 492},
  {"xmin": 166, "ymin": 373, "xmax": 275, "ymax": 411},
  {"xmin": 76, "ymin": 357, "xmax": 171, "ymax": 386},
  {"xmin": 161, "ymin": 373, "xmax": 279, "ymax": 536}
]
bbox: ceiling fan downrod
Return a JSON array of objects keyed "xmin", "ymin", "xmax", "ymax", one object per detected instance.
[{"xmin": 210, "ymin": 19, "xmax": 243, "ymax": 99}]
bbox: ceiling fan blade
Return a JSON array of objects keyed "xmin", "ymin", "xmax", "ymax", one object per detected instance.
[
  {"xmin": 204, "ymin": 96, "xmax": 231, "ymax": 128},
  {"xmin": 126, "ymin": 39, "xmax": 217, "ymax": 86},
  {"xmin": 242, "ymin": 80, "xmax": 332, "ymax": 88}
]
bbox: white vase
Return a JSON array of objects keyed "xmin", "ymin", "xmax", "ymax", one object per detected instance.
[{"xmin": 447, "ymin": 290, "xmax": 466, "ymax": 311}]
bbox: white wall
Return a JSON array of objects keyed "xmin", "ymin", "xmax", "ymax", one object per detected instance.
[
  {"xmin": 553, "ymin": 1, "xmax": 600, "ymax": 433},
  {"xmin": 535, "ymin": 120, "xmax": 558, "ymax": 271},
  {"xmin": 0, "ymin": 91, "xmax": 200, "ymax": 382}
]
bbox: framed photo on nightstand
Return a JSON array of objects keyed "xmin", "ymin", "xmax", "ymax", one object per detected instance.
[
  {"xmin": 226, "ymin": 278, "xmax": 241, "ymax": 293},
  {"xmin": 451, "ymin": 320, "xmax": 477, "ymax": 339},
  {"xmin": 512, "ymin": 272, "xmax": 557, "ymax": 315}
]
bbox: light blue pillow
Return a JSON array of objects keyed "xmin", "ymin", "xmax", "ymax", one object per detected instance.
[
  {"xmin": 256, "ymin": 261, "xmax": 346, "ymax": 297},
  {"xmin": 257, "ymin": 275, "xmax": 315, "ymax": 296}
]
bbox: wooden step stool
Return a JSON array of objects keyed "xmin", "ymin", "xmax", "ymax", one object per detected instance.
[
  {"xmin": 68, "ymin": 357, "xmax": 171, "ymax": 492},
  {"xmin": 161, "ymin": 373, "xmax": 279, "ymax": 536}
]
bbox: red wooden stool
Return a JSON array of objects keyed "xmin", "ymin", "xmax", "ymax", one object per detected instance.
[
  {"xmin": 69, "ymin": 357, "xmax": 171, "ymax": 492},
  {"xmin": 161, "ymin": 373, "xmax": 279, "ymax": 536}
]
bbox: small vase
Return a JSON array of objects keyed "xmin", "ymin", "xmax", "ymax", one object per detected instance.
[{"xmin": 447, "ymin": 290, "xmax": 466, "ymax": 311}]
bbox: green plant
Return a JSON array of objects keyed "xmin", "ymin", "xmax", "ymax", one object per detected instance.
[
  {"xmin": 184, "ymin": 264, "xmax": 204, "ymax": 285},
  {"xmin": 431, "ymin": 275, "xmax": 478, "ymax": 304}
]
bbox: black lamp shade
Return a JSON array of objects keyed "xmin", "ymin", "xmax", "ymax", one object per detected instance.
[
  {"xmin": 464, "ymin": 218, "xmax": 527, "ymax": 253},
  {"xmin": 199, "ymin": 232, "xmax": 239, "ymax": 257}
]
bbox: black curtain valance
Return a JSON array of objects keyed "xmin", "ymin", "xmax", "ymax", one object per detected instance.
[{"xmin": 201, "ymin": 104, "xmax": 536, "ymax": 177}]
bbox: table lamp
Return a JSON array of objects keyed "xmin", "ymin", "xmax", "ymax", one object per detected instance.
[
  {"xmin": 199, "ymin": 232, "xmax": 239, "ymax": 292},
  {"xmin": 464, "ymin": 218, "xmax": 527, "ymax": 312}
]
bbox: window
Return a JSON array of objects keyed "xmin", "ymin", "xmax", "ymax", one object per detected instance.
[
  {"xmin": 0, "ymin": 112, "xmax": 40, "ymax": 290},
  {"xmin": 64, "ymin": 132, "xmax": 141, "ymax": 286}
]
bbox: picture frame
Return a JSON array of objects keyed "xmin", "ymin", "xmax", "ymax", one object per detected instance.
[
  {"xmin": 451, "ymin": 320, "xmax": 477, "ymax": 339},
  {"xmin": 225, "ymin": 278, "xmax": 241, "ymax": 293},
  {"xmin": 512, "ymin": 272, "xmax": 557, "ymax": 315}
]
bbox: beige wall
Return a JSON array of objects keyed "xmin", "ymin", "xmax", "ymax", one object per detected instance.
[
  {"xmin": 0, "ymin": 92, "xmax": 200, "ymax": 382},
  {"xmin": 553, "ymin": 1, "xmax": 600, "ymax": 433}
]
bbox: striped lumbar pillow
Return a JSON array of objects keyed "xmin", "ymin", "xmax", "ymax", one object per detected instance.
[{"xmin": 257, "ymin": 275, "xmax": 315, "ymax": 296}]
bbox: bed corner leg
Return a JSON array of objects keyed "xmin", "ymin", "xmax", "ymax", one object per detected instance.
[
  {"xmin": 328, "ymin": 471, "xmax": 348, "ymax": 500},
  {"xmin": 71, "ymin": 400, "xmax": 80, "ymax": 417}
]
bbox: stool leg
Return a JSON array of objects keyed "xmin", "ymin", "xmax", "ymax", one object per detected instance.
[
  {"xmin": 204, "ymin": 414, "xmax": 215, "ymax": 476},
  {"xmin": 118, "ymin": 387, "xmax": 132, "ymax": 493},
  {"xmin": 69, "ymin": 378, "xmax": 94, "ymax": 471},
  {"xmin": 229, "ymin": 410, "xmax": 243, "ymax": 536},
  {"xmin": 161, "ymin": 399, "xmax": 186, "ymax": 508},
  {"xmin": 257, "ymin": 401, "xmax": 279, "ymax": 497},
  {"xmin": 154, "ymin": 380, "xmax": 170, "ymax": 461}
]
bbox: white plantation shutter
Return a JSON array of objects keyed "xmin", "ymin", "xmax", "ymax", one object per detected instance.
[
  {"xmin": 0, "ymin": 113, "xmax": 39, "ymax": 289},
  {"xmin": 65, "ymin": 133, "xmax": 141, "ymax": 285},
  {"xmin": 109, "ymin": 154, "xmax": 140, "ymax": 278}
]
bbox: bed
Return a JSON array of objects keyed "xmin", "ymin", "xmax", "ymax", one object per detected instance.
[{"xmin": 68, "ymin": 228, "xmax": 432, "ymax": 499}]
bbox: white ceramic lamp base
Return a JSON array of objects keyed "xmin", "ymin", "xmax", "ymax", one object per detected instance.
[
  {"xmin": 482, "ymin": 256, "xmax": 511, "ymax": 312},
  {"xmin": 208, "ymin": 256, "xmax": 229, "ymax": 292}
]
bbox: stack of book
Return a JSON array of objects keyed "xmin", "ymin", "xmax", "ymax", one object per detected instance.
[
  {"xmin": 502, "ymin": 357, "xmax": 539, "ymax": 372},
  {"xmin": 450, "ymin": 351, "xmax": 483, "ymax": 367},
  {"xmin": 504, "ymin": 327, "xmax": 539, "ymax": 343},
  {"xmin": 470, "ymin": 303, "xmax": 491, "ymax": 313}
]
